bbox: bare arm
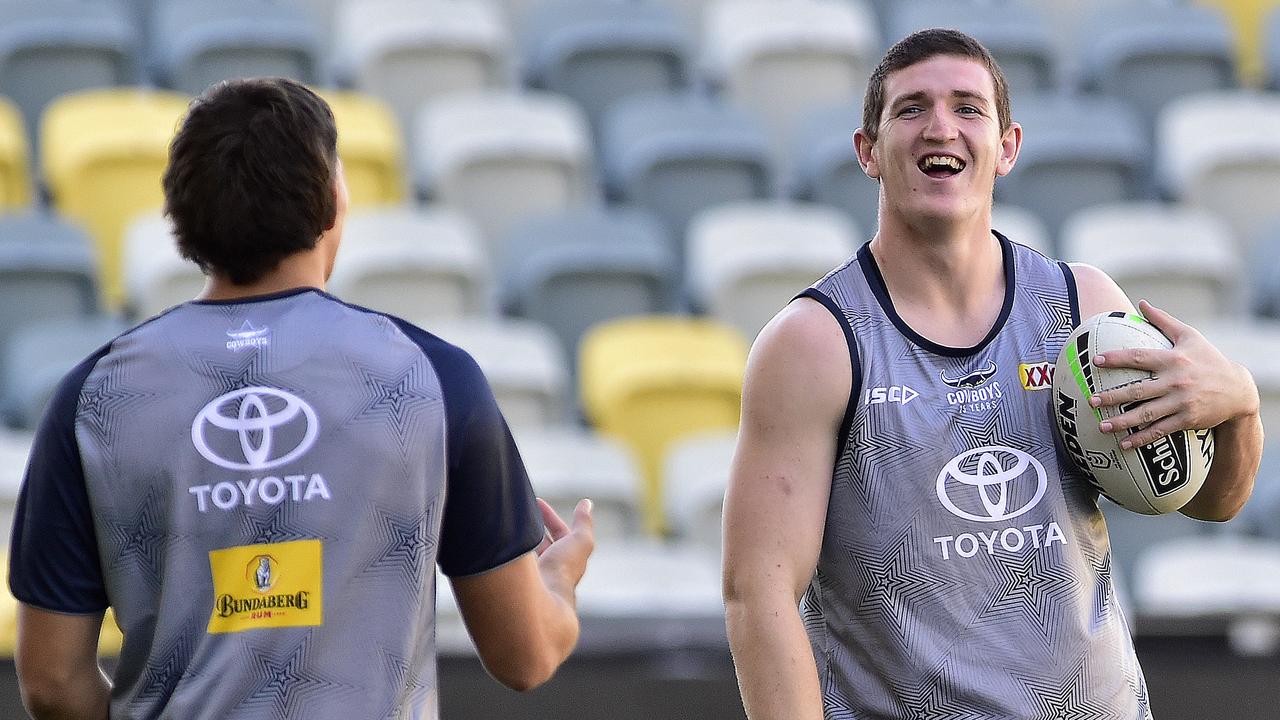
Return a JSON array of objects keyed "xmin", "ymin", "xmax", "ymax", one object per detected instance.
[
  {"xmin": 1072, "ymin": 264, "xmax": 1262, "ymax": 520},
  {"xmin": 450, "ymin": 498, "xmax": 593, "ymax": 691},
  {"xmin": 723, "ymin": 298, "xmax": 851, "ymax": 720},
  {"xmin": 15, "ymin": 604, "xmax": 110, "ymax": 720}
]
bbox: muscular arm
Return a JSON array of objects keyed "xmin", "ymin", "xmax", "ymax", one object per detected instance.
[
  {"xmin": 15, "ymin": 604, "xmax": 110, "ymax": 720},
  {"xmin": 1072, "ymin": 264, "xmax": 1262, "ymax": 520},
  {"xmin": 722, "ymin": 298, "xmax": 851, "ymax": 720},
  {"xmin": 450, "ymin": 499, "xmax": 593, "ymax": 692}
]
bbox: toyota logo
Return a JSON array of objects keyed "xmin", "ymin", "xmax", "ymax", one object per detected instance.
[
  {"xmin": 936, "ymin": 446, "xmax": 1047, "ymax": 522},
  {"xmin": 192, "ymin": 387, "xmax": 319, "ymax": 471}
]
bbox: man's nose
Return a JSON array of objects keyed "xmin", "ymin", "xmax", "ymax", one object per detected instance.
[{"xmin": 922, "ymin": 108, "xmax": 959, "ymax": 142}]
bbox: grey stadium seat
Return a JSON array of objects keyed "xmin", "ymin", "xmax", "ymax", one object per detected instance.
[
  {"xmin": 2, "ymin": 315, "xmax": 128, "ymax": 429},
  {"xmin": 1253, "ymin": 223, "xmax": 1280, "ymax": 319},
  {"xmin": 149, "ymin": 0, "xmax": 324, "ymax": 95},
  {"xmin": 0, "ymin": 0, "xmax": 140, "ymax": 156},
  {"xmin": 520, "ymin": 0, "xmax": 692, "ymax": 136},
  {"xmin": 1075, "ymin": 3, "xmax": 1235, "ymax": 135},
  {"xmin": 789, "ymin": 100, "xmax": 877, "ymax": 233},
  {"xmin": 600, "ymin": 91, "xmax": 774, "ymax": 253},
  {"xmin": 884, "ymin": 0, "xmax": 1056, "ymax": 95},
  {"xmin": 997, "ymin": 93, "xmax": 1147, "ymax": 240},
  {"xmin": 500, "ymin": 207, "xmax": 677, "ymax": 361},
  {"xmin": 1268, "ymin": 7, "xmax": 1280, "ymax": 91}
]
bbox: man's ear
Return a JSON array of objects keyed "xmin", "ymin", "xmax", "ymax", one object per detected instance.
[
  {"xmin": 853, "ymin": 128, "xmax": 879, "ymax": 180},
  {"xmin": 995, "ymin": 121, "xmax": 1022, "ymax": 177}
]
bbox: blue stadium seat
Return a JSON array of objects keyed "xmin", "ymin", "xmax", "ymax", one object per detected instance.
[
  {"xmin": 884, "ymin": 0, "xmax": 1056, "ymax": 95},
  {"xmin": 520, "ymin": 0, "xmax": 692, "ymax": 135},
  {"xmin": 500, "ymin": 207, "xmax": 678, "ymax": 361},
  {"xmin": 997, "ymin": 93, "xmax": 1147, "ymax": 241},
  {"xmin": 0, "ymin": 0, "xmax": 140, "ymax": 155},
  {"xmin": 1268, "ymin": 7, "xmax": 1280, "ymax": 91},
  {"xmin": 149, "ymin": 0, "xmax": 324, "ymax": 95},
  {"xmin": 600, "ymin": 92, "xmax": 774, "ymax": 253},
  {"xmin": 1253, "ymin": 222, "xmax": 1280, "ymax": 319},
  {"xmin": 1075, "ymin": 3, "xmax": 1235, "ymax": 135},
  {"xmin": 789, "ymin": 100, "xmax": 877, "ymax": 233},
  {"xmin": 1, "ymin": 315, "xmax": 128, "ymax": 430}
]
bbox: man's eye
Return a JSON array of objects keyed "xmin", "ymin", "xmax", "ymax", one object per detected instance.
[
  {"xmin": 957, "ymin": 105, "xmax": 979, "ymax": 114},
  {"xmin": 899, "ymin": 106, "xmax": 922, "ymax": 116}
]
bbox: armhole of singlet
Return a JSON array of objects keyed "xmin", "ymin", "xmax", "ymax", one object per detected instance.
[
  {"xmin": 794, "ymin": 288, "xmax": 861, "ymax": 462},
  {"xmin": 1058, "ymin": 261, "xmax": 1082, "ymax": 328}
]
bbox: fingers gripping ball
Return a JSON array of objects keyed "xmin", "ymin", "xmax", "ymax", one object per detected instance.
[{"xmin": 1052, "ymin": 311, "xmax": 1214, "ymax": 515}]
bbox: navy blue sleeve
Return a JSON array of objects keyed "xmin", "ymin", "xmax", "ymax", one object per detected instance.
[
  {"xmin": 388, "ymin": 318, "xmax": 545, "ymax": 577},
  {"xmin": 8, "ymin": 348, "xmax": 110, "ymax": 613}
]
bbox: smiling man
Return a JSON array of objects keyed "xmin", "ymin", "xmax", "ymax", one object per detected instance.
[{"xmin": 722, "ymin": 29, "xmax": 1263, "ymax": 719}]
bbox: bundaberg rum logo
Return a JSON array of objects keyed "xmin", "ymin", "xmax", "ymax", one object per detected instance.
[{"xmin": 208, "ymin": 540, "xmax": 323, "ymax": 634}]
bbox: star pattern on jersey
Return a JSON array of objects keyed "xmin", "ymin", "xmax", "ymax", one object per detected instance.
[
  {"xmin": 844, "ymin": 521, "xmax": 967, "ymax": 652},
  {"xmin": 378, "ymin": 648, "xmax": 432, "ymax": 720},
  {"xmin": 1011, "ymin": 652, "xmax": 1125, "ymax": 720},
  {"xmin": 361, "ymin": 502, "xmax": 438, "ymax": 592},
  {"xmin": 971, "ymin": 540, "xmax": 1081, "ymax": 652},
  {"xmin": 134, "ymin": 626, "xmax": 197, "ymax": 704},
  {"xmin": 240, "ymin": 500, "xmax": 311, "ymax": 545},
  {"xmin": 348, "ymin": 361, "xmax": 441, "ymax": 450},
  {"xmin": 192, "ymin": 350, "xmax": 275, "ymax": 396},
  {"xmin": 1022, "ymin": 281, "xmax": 1076, "ymax": 348},
  {"xmin": 236, "ymin": 635, "xmax": 355, "ymax": 716},
  {"xmin": 885, "ymin": 657, "xmax": 994, "ymax": 720},
  {"xmin": 1089, "ymin": 551, "xmax": 1114, "ymax": 631},
  {"xmin": 104, "ymin": 488, "xmax": 180, "ymax": 592},
  {"xmin": 841, "ymin": 404, "xmax": 930, "ymax": 523},
  {"xmin": 78, "ymin": 364, "xmax": 155, "ymax": 453}
]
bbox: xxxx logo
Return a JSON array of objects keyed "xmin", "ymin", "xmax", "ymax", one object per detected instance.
[{"xmin": 1019, "ymin": 362, "xmax": 1054, "ymax": 391}]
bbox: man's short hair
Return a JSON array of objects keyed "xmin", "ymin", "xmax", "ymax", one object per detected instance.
[
  {"xmin": 163, "ymin": 77, "xmax": 338, "ymax": 285},
  {"xmin": 861, "ymin": 28, "xmax": 1011, "ymax": 144}
]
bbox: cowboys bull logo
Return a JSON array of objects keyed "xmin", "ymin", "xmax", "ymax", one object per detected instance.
[{"xmin": 941, "ymin": 361, "xmax": 998, "ymax": 389}]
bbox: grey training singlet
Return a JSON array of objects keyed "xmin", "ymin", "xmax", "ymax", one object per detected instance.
[
  {"xmin": 798, "ymin": 234, "xmax": 1152, "ymax": 719},
  {"xmin": 10, "ymin": 288, "xmax": 544, "ymax": 719}
]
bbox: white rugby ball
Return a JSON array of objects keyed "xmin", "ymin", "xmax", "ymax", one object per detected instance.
[{"xmin": 1052, "ymin": 311, "xmax": 1214, "ymax": 515}]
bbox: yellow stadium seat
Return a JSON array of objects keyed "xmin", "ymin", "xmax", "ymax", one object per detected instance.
[
  {"xmin": 41, "ymin": 89, "xmax": 190, "ymax": 308},
  {"xmin": 580, "ymin": 316, "xmax": 747, "ymax": 534},
  {"xmin": 0, "ymin": 97, "xmax": 32, "ymax": 210},
  {"xmin": 1197, "ymin": 0, "xmax": 1278, "ymax": 85},
  {"xmin": 319, "ymin": 91, "xmax": 407, "ymax": 208}
]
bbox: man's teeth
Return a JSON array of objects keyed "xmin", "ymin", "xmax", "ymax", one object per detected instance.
[{"xmin": 921, "ymin": 156, "xmax": 964, "ymax": 170}]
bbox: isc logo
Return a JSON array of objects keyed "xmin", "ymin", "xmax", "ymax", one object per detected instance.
[{"xmin": 865, "ymin": 385, "xmax": 919, "ymax": 406}]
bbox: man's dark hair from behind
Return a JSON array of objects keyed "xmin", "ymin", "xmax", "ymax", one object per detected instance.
[
  {"xmin": 861, "ymin": 28, "xmax": 1012, "ymax": 144},
  {"xmin": 163, "ymin": 77, "xmax": 338, "ymax": 285}
]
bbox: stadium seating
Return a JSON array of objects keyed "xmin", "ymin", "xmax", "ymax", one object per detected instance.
[
  {"xmin": 149, "ymin": 0, "xmax": 325, "ymax": 95},
  {"xmin": 1253, "ymin": 223, "xmax": 1280, "ymax": 318},
  {"xmin": 0, "ymin": 428, "xmax": 30, "ymax": 530},
  {"xmin": 686, "ymin": 201, "xmax": 858, "ymax": 340},
  {"xmin": 0, "ymin": 98, "xmax": 30, "ymax": 211},
  {"xmin": 663, "ymin": 429, "xmax": 736, "ymax": 549},
  {"xmin": 699, "ymin": 0, "xmax": 879, "ymax": 174},
  {"xmin": 1156, "ymin": 90, "xmax": 1280, "ymax": 255},
  {"xmin": 1269, "ymin": 6, "xmax": 1280, "ymax": 90},
  {"xmin": 2, "ymin": 315, "xmax": 129, "ymax": 430},
  {"xmin": 413, "ymin": 90, "xmax": 596, "ymax": 246},
  {"xmin": 1059, "ymin": 203, "xmax": 1244, "ymax": 322},
  {"xmin": 1199, "ymin": 0, "xmax": 1275, "ymax": 85},
  {"xmin": 788, "ymin": 100, "xmax": 878, "ymax": 233},
  {"xmin": 992, "ymin": 204, "xmax": 1052, "ymax": 256},
  {"xmin": 122, "ymin": 214, "xmax": 204, "ymax": 319},
  {"xmin": 1133, "ymin": 535, "xmax": 1280, "ymax": 625},
  {"xmin": 884, "ymin": 0, "xmax": 1056, "ymax": 95},
  {"xmin": 499, "ymin": 207, "xmax": 678, "ymax": 361},
  {"xmin": 1075, "ymin": 3, "xmax": 1236, "ymax": 134},
  {"xmin": 520, "ymin": 0, "xmax": 691, "ymax": 135},
  {"xmin": 40, "ymin": 89, "xmax": 188, "ymax": 308},
  {"xmin": 514, "ymin": 425, "xmax": 645, "ymax": 540},
  {"xmin": 319, "ymin": 91, "xmax": 407, "ymax": 208},
  {"xmin": 430, "ymin": 317, "xmax": 570, "ymax": 430},
  {"xmin": 1100, "ymin": 500, "xmax": 1209, "ymax": 609},
  {"xmin": 331, "ymin": 0, "xmax": 511, "ymax": 144},
  {"xmin": 0, "ymin": 214, "xmax": 100, "ymax": 369},
  {"xmin": 580, "ymin": 316, "xmax": 747, "ymax": 532},
  {"xmin": 600, "ymin": 92, "xmax": 773, "ymax": 250},
  {"xmin": 0, "ymin": 0, "xmax": 140, "ymax": 156},
  {"xmin": 997, "ymin": 93, "xmax": 1147, "ymax": 240},
  {"xmin": 329, "ymin": 207, "xmax": 491, "ymax": 322}
]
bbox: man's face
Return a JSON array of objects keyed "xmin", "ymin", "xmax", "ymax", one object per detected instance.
[{"xmin": 855, "ymin": 55, "xmax": 1020, "ymax": 227}]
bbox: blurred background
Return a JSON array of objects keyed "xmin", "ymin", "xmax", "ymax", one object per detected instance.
[{"xmin": 0, "ymin": 0, "xmax": 1277, "ymax": 717}]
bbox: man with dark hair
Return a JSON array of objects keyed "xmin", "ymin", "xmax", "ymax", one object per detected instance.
[
  {"xmin": 723, "ymin": 29, "xmax": 1262, "ymax": 718},
  {"xmin": 10, "ymin": 77, "xmax": 595, "ymax": 720}
]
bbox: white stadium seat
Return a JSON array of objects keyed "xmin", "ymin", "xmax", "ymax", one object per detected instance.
[
  {"xmin": 123, "ymin": 214, "xmax": 205, "ymax": 319},
  {"xmin": 992, "ymin": 204, "xmax": 1052, "ymax": 257},
  {"xmin": 663, "ymin": 429, "xmax": 737, "ymax": 550}
]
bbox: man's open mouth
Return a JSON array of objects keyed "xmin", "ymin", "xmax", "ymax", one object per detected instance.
[{"xmin": 918, "ymin": 155, "xmax": 966, "ymax": 178}]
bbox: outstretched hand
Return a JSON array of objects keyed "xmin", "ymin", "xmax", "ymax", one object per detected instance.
[
  {"xmin": 535, "ymin": 498, "xmax": 595, "ymax": 592},
  {"xmin": 1089, "ymin": 300, "xmax": 1259, "ymax": 449}
]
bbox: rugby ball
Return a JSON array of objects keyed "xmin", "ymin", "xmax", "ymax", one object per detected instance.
[{"xmin": 1052, "ymin": 311, "xmax": 1214, "ymax": 515}]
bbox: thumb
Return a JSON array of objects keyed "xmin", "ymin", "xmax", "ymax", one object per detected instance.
[
  {"xmin": 572, "ymin": 498, "xmax": 594, "ymax": 534},
  {"xmin": 1138, "ymin": 299, "xmax": 1188, "ymax": 342}
]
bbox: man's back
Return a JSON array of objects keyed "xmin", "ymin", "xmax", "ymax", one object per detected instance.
[{"xmin": 12, "ymin": 288, "xmax": 541, "ymax": 719}]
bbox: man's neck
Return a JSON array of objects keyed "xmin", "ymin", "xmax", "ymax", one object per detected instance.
[
  {"xmin": 197, "ymin": 249, "xmax": 330, "ymax": 302},
  {"xmin": 869, "ymin": 209, "xmax": 1006, "ymax": 347}
]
